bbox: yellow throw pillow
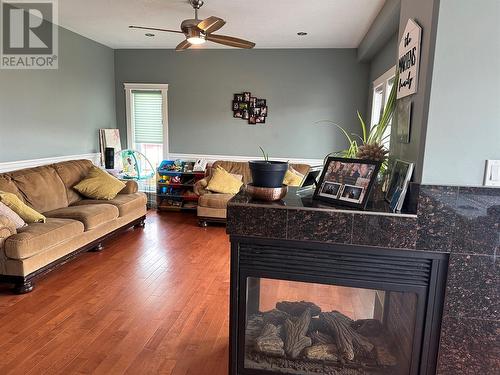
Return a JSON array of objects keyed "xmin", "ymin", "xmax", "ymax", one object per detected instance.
[
  {"xmin": 283, "ymin": 168, "xmax": 304, "ymax": 187},
  {"xmin": 74, "ymin": 167, "xmax": 126, "ymax": 200},
  {"xmin": 0, "ymin": 191, "xmax": 46, "ymax": 223},
  {"xmin": 207, "ymin": 166, "xmax": 243, "ymax": 194}
]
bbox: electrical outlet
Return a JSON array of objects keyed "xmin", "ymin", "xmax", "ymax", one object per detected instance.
[{"xmin": 484, "ymin": 160, "xmax": 500, "ymax": 186}]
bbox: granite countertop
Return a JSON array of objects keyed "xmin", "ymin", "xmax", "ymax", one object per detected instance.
[{"xmin": 228, "ymin": 186, "xmax": 417, "ymax": 218}]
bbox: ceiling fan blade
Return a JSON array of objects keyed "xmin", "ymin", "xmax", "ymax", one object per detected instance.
[
  {"xmin": 206, "ymin": 34, "xmax": 255, "ymax": 49},
  {"xmin": 197, "ymin": 16, "xmax": 226, "ymax": 34},
  {"xmin": 175, "ymin": 39, "xmax": 192, "ymax": 51},
  {"xmin": 129, "ymin": 25, "xmax": 183, "ymax": 34}
]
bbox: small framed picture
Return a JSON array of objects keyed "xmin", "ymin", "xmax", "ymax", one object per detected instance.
[
  {"xmin": 256, "ymin": 99, "xmax": 266, "ymax": 107},
  {"xmin": 252, "ymin": 107, "xmax": 261, "ymax": 116},
  {"xmin": 234, "ymin": 94, "xmax": 244, "ymax": 102},
  {"xmin": 397, "ymin": 100, "xmax": 412, "ymax": 143},
  {"xmin": 319, "ymin": 181, "xmax": 342, "ymax": 198},
  {"xmin": 232, "ymin": 101, "xmax": 239, "ymax": 111},
  {"xmin": 313, "ymin": 157, "xmax": 381, "ymax": 209},
  {"xmin": 385, "ymin": 159, "xmax": 414, "ymax": 212},
  {"xmin": 249, "ymin": 116, "xmax": 257, "ymax": 124},
  {"xmin": 261, "ymin": 106, "xmax": 268, "ymax": 116},
  {"xmin": 234, "ymin": 111, "xmax": 243, "ymax": 118},
  {"xmin": 239, "ymin": 103, "xmax": 248, "ymax": 110},
  {"xmin": 256, "ymin": 116, "xmax": 266, "ymax": 124},
  {"xmin": 243, "ymin": 92, "xmax": 251, "ymax": 102},
  {"xmin": 249, "ymin": 97, "xmax": 257, "ymax": 107},
  {"xmin": 242, "ymin": 110, "xmax": 249, "ymax": 119}
]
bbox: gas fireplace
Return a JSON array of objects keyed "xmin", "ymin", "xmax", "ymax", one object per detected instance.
[{"xmin": 229, "ymin": 239, "xmax": 448, "ymax": 375}]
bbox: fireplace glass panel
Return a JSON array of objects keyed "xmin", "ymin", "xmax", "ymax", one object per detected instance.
[{"xmin": 244, "ymin": 277, "xmax": 417, "ymax": 375}]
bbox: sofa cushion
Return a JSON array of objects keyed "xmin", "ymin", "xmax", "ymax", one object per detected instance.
[
  {"xmin": 0, "ymin": 175, "xmax": 25, "ymax": 202},
  {"xmin": 0, "ymin": 191, "xmax": 46, "ymax": 223},
  {"xmin": 70, "ymin": 193, "xmax": 147, "ymax": 218},
  {"xmin": 73, "ymin": 167, "xmax": 126, "ymax": 200},
  {"xmin": 45, "ymin": 204, "xmax": 119, "ymax": 231},
  {"xmin": 4, "ymin": 218, "xmax": 84, "ymax": 260},
  {"xmin": 207, "ymin": 167, "xmax": 243, "ymax": 194},
  {"xmin": 53, "ymin": 159, "xmax": 94, "ymax": 205},
  {"xmin": 10, "ymin": 166, "xmax": 69, "ymax": 213},
  {"xmin": 198, "ymin": 193, "xmax": 233, "ymax": 210},
  {"xmin": 0, "ymin": 202, "xmax": 26, "ymax": 229},
  {"xmin": 212, "ymin": 161, "xmax": 253, "ymax": 185}
]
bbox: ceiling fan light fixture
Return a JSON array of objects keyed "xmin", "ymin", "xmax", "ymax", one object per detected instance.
[
  {"xmin": 187, "ymin": 36, "xmax": 206, "ymax": 45},
  {"xmin": 186, "ymin": 27, "xmax": 206, "ymax": 45}
]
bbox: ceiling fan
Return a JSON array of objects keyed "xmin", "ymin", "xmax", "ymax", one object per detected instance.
[{"xmin": 129, "ymin": 0, "xmax": 256, "ymax": 51}]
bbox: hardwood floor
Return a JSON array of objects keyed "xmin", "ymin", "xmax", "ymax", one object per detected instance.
[
  {"xmin": 0, "ymin": 211, "xmax": 379, "ymax": 375},
  {"xmin": 0, "ymin": 211, "xmax": 230, "ymax": 375}
]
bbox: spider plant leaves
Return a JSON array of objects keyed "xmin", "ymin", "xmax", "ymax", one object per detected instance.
[
  {"xmin": 357, "ymin": 111, "xmax": 368, "ymax": 143},
  {"xmin": 259, "ymin": 146, "xmax": 269, "ymax": 162}
]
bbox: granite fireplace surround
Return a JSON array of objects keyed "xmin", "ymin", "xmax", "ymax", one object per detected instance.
[{"xmin": 227, "ymin": 185, "xmax": 499, "ymax": 374}]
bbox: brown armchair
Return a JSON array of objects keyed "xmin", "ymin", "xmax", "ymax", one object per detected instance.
[{"xmin": 194, "ymin": 160, "xmax": 310, "ymax": 226}]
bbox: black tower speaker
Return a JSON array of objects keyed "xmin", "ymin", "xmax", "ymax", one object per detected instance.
[{"xmin": 104, "ymin": 147, "xmax": 115, "ymax": 169}]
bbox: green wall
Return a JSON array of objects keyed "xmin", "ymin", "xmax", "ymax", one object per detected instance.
[
  {"xmin": 389, "ymin": 0, "xmax": 441, "ymax": 183},
  {"xmin": 0, "ymin": 26, "xmax": 116, "ymax": 162},
  {"xmin": 422, "ymin": 0, "xmax": 500, "ymax": 185},
  {"xmin": 366, "ymin": 33, "xmax": 398, "ymax": 125},
  {"xmin": 114, "ymin": 49, "xmax": 369, "ymax": 160}
]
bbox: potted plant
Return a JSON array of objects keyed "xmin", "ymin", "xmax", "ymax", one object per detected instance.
[
  {"xmin": 249, "ymin": 147, "xmax": 288, "ymax": 188},
  {"xmin": 319, "ymin": 69, "xmax": 398, "ymax": 175}
]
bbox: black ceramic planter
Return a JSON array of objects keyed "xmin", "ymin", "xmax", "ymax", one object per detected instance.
[{"xmin": 249, "ymin": 161, "xmax": 288, "ymax": 188}]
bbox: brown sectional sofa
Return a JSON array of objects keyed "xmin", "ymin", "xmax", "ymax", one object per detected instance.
[{"xmin": 0, "ymin": 159, "xmax": 147, "ymax": 293}]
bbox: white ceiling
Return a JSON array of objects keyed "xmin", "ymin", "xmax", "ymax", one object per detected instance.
[{"xmin": 58, "ymin": 0, "xmax": 385, "ymax": 49}]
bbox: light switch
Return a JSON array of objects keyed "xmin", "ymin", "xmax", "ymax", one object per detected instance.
[{"xmin": 484, "ymin": 160, "xmax": 500, "ymax": 186}]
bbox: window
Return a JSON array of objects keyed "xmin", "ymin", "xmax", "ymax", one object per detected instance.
[
  {"xmin": 371, "ymin": 67, "xmax": 395, "ymax": 150},
  {"xmin": 124, "ymin": 83, "xmax": 168, "ymax": 172}
]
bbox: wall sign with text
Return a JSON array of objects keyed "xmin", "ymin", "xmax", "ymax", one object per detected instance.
[{"xmin": 397, "ymin": 19, "xmax": 422, "ymax": 99}]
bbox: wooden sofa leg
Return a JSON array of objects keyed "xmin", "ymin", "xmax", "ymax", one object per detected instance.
[
  {"xmin": 91, "ymin": 243, "xmax": 104, "ymax": 252},
  {"xmin": 134, "ymin": 217, "xmax": 146, "ymax": 229},
  {"xmin": 15, "ymin": 280, "xmax": 34, "ymax": 294}
]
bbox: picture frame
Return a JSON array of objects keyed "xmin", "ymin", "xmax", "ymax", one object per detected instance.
[
  {"xmin": 313, "ymin": 157, "xmax": 381, "ymax": 209},
  {"xmin": 397, "ymin": 100, "xmax": 412, "ymax": 143},
  {"xmin": 232, "ymin": 92, "xmax": 268, "ymax": 125},
  {"xmin": 385, "ymin": 159, "xmax": 414, "ymax": 212},
  {"xmin": 251, "ymin": 107, "xmax": 261, "ymax": 116}
]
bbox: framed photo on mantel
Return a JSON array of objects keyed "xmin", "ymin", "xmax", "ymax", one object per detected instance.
[{"xmin": 313, "ymin": 157, "xmax": 381, "ymax": 210}]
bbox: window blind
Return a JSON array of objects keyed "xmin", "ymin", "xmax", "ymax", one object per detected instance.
[{"xmin": 132, "ymin": 90, "xmax": 163, "ymax": 144}]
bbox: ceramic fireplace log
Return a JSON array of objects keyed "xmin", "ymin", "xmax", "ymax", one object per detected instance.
[
  {"xmin": 262, "ymin": 309, "xmax": 289, "ymax": 325},
  {"xmin": 320, "ymin": 311, "xmax": 374, "ymax": 361},
  {"xmin": 255, "ymin": 323, "xmax": 285, "ymax": 357},
  {"xmin": 276, "ymin": 301, "xmax": 322, "ymax": 317},
  {"xmin": 283, "ymin": 308, "xmax": 313, "ymax": 358}
]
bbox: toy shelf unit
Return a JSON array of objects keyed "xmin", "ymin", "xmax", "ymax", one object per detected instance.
[{"xmin": 156, "ymin": 160, "xmax": 205, "ymax": 212}]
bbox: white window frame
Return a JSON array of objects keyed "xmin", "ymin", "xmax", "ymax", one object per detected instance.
[
  {"xmin": 124, "ymin": 83, "xmax": 169, "ymax": 159},
  {"xmin": 371, "ymin": 66, "xmax": 396, "ymax": 128}
]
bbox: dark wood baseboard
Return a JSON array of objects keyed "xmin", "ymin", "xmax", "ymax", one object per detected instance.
[
  {"xmin": 198, "ymin": 216, "xmax": 227, "ymax": 227},
  {"xmin": 0, "ymin": 215, "xmax": 146, "ymax": 294}
]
